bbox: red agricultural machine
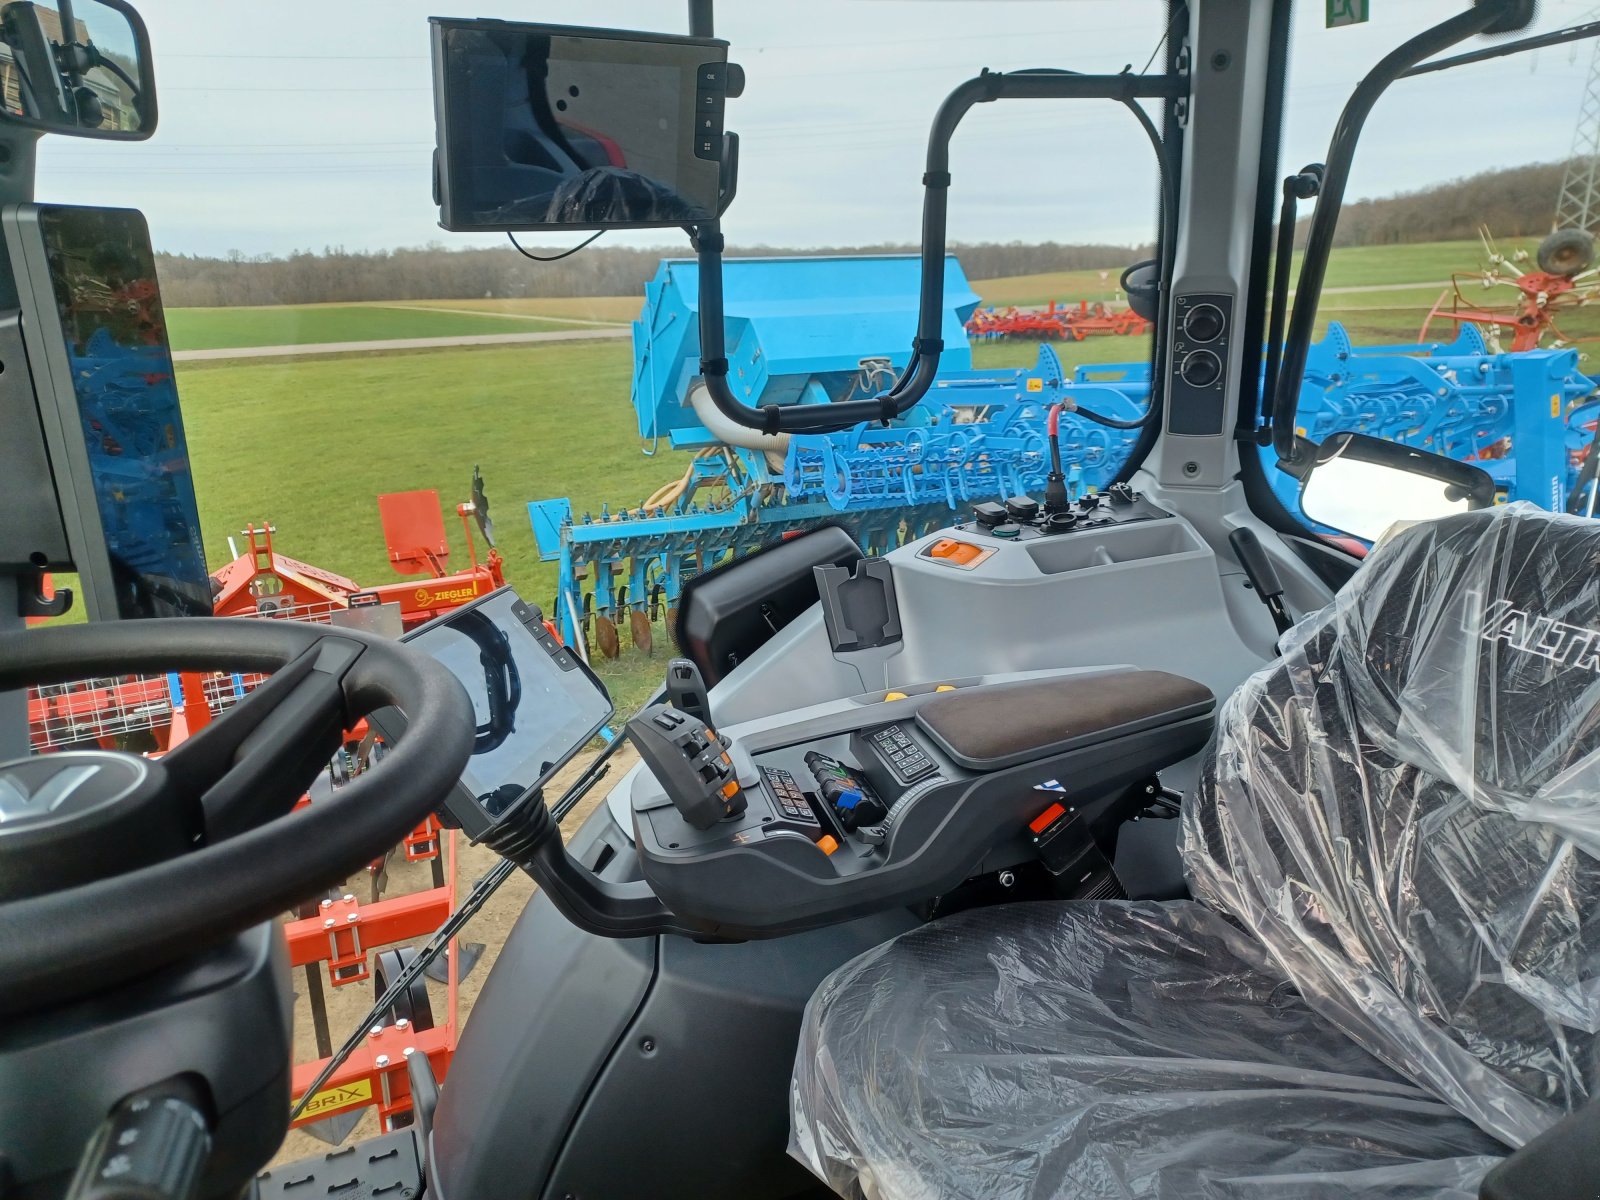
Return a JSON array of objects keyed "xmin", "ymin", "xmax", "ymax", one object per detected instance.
[
  {"xmin": 1419, "ymin": 226, "xmax": 1600, "ymax": 352},
  {"xmin": 966, "ymin": 297, "xmax": 1152, "ymax": 341},
  {"xmin": 23, "ymin": 473, "xmax": 527, "ymax": 1138}
]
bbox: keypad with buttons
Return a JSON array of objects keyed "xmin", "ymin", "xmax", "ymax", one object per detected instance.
[
  {"xmin": 761, "ymin": 766, "xmax": 819, "ymax": 826},
  {"xmin": 869, "ymin": 724, "xmax": 936, "ymax": 784}
]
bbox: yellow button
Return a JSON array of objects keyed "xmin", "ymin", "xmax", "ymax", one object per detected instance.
[
  {"xmin": 935, "ymin": 684, "xmax": 956, "ymax": 692},
  {"xmin": 884, "ymin": 691, "xmax": 908, "ymax": 702},
  {"xmin": 816, "ymin": 835, "xmax": 839, "ymax": 856}
]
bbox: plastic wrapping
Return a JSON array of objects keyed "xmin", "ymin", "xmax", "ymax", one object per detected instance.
[
  {"xmin": 791, "ymin": 900, "xmax": 1503, "ymax": 1199},
  {"xmin": 1186, "ymin": 503, "xmax": 1600, "ymax": 1148},
  {"xmin": 791, "ymin": 504, "xmax": 1600, "ymax": 1197}
]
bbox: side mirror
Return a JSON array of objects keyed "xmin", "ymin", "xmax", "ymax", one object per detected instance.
[
  {"xmin": 0, "ymin": 0, "xmax": 154, "ymax": 138},
  {"xmin": 1120, "ymin": 258, "xmax": 1160, "ymax": 322},
  {"xmin": 1299, "ymin": 431, "xmax": 1496, "ymax": 543},
  {"xmin": 430, "ymin": 18, "xmax": 738, "ymax": 232}
]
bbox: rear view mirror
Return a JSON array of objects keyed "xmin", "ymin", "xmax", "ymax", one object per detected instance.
[
  {"xmin": 0, "ymin": 0, "xmax": 154, "ymax": 138},
  {"xmin": 430, "ymin": 19, "xmax": 737, "ymax": 232},
  {"xmin": 1299, "ymin": 431, "xmax": 1495, "ymax": 542}
]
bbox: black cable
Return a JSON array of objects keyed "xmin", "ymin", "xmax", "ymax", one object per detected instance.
[
  {"xmin": 508, "ymin": 229, "xmax": 604, "ymax": 262},
  {"xmin": 90, "ymin": 51, "xmax": 139, "ymax": 100},
  {"xmin": 1138, "ymin": 6, "xmax": 1187, "ymax": 79}
]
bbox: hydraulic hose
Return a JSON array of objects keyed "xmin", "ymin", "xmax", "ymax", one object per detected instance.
[{"xmin": 694, "ymin": 68, "xmax": 1185, "ymax": 436}]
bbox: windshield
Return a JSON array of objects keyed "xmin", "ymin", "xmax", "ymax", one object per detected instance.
[
  {"xmin": 1263, "ymin": 1, "xmax": 1600, "ymax": 534},
  {"xmin": 36, "ymin": 0, "xmax": 1173, "ymax": 711}
]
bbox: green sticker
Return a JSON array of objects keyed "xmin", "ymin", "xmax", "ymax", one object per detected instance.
[{"xmin": 1326, "ymin": 0, "xmax": 1370, "ymax": 27}]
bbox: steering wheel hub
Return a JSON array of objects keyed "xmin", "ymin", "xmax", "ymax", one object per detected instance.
[{"xmin": 0, "ymin": 750, "xmax": 195, "ymax": 903}]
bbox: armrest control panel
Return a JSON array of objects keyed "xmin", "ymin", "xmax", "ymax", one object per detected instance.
[{"xmin": 629, "ymin": 668, "xmax": 1216, "ymax": 938}]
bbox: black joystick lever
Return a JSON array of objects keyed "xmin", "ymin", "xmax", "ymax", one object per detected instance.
[
  {"xmin": 1228, "ymin": 528, "xmax": 1294, "ymax": 637},
  {"xmin": 625, "ymin": 705, "xmax": 746, "ymax": 830},
  {"xmin": 666, "ymin": 657, "xmax": 710, "ymax": 724}
]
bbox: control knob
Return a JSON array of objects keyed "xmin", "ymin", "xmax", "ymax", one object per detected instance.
[
  {"xmin": 1180, "ymin": 349, "xmax": 1222, "ymax": 388},
  {"xmin": 1182, "ymin": 302, "xmax": 1225, "ymax": 343}
]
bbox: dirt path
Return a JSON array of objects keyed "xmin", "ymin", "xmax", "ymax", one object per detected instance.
[
  {"xmin": 272, "ymin": 743, "xmax": 638, "ymax": 1167},
  {"xmin": 376, "ymin": 303, "xmax": 627, "ymax": 328},
  {"xmin": 171, "ymin": 325, "xmax": 629, "ymax": 363}
]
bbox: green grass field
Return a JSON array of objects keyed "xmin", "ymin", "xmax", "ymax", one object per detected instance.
[
  {"xmin": 164, "ymin": 304, "xmax": 576, "ymax": 351},
  {"xmin": 130, "ymin": 234, "xmax": 1595, "ymax": 713}
]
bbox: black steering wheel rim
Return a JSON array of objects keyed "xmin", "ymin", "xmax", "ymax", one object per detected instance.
[{"xmin": 0, "ymin": 618, "xmax": 473, "ymax": 1019}]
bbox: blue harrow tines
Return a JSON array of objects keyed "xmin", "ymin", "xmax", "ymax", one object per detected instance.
[
  {"xmin": 527, "ymin": 252, "xmax": 1600, "ymax": 660},
  {"xmin": 527, "ymin": 252, "xmax": 1159, "ymax": 657},
  {"xmin": 1261, "ymin": 321, "xmax": 1600, "ymax": 524}
]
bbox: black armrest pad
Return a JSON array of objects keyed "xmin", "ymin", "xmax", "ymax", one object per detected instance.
[
  {"xmin": 914, "ymin": 671, "xmax": 1214, "ymax": 771},
  {"xmin": 1481, "ymin": 1099, "xmax": 1600, "ymax": 1200}
]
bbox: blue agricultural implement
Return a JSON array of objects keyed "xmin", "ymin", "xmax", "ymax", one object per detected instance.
[
  {"xmin": 530, "ymin": 256, "xmax": 1597, "ymax": 657},
  {"xmin": 527, "ymin": 256, "xmax": 1145, "ymax": 654},
  {"xmin": 1262, "ymin": 322, "xmax": 1599, "ymax": 522}
]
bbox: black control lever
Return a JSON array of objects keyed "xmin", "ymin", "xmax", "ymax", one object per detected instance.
[
  {"xmin": 624, "ymin": 705, "xmax": 746, "ymax": 830},
  {"xmin": 66, "ymin": 1079, "xmax": 211, "ymax": 1200},
  {"xmin": 1228, "ymin": 528, "xmax": 1294, "ymax": 638},
  {"xmin": 666, "ymin": 658, "xmax": 710, "ymax": 724}
]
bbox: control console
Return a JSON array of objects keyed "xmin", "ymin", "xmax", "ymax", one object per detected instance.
[
  {"xmin": 628, "ymin": 667, "xmax": 1216, "ymax": 937},
  {"xmin": 942, "ymin": 483, "xmax": 1170, "ymax": 548}
]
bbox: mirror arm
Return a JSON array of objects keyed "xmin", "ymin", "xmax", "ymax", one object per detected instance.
[
  {"xmin": 1269, "ymin": 0, "xmax": 1529, "ymax": 466},
  {"xmin": 694, "ymin": 69, "xmax": 1185, "ymax": 435}
]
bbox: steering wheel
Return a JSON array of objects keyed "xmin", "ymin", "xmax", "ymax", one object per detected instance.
[{"xmin": 0, "ymin": 618, "xmax": 473, "ymax": 1019}]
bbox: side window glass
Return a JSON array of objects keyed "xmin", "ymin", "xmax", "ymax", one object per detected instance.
[{"xmin": 1266, "ymin": 5, "xmax": 1600, "ymax": 534}]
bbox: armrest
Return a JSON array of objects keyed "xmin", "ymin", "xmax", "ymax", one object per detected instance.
[
  {"xmin": 914, "ymin": 670, "xmax": 1214, "ymax": 771},
  {"xmin": 1480, "ymin": 1099, "xmax": 1600, "ymax": 1200}
]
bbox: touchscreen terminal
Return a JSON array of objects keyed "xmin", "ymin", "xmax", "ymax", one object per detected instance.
[
  {"xmin": 373, "ymin": 589, "xmax": 613, "ymax": 839},
  {"xmin": 431, "ymin": 19, "xmax": 727, "ymax": 231}
]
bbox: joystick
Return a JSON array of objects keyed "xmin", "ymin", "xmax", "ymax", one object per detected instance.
[{"xmin": 625, "ymin": 705, "xmax": 746, "ymax": 830}]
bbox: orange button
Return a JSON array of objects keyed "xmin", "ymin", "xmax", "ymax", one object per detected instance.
[
  {"xmin": 928, "ymin": 538, "xmax": 983, "ymax": 565},
  {"xmin": 816, "ymin": 834, "xmax": 839, "ymax": 856},
  {"xmin": 721, "ymin": 779, "xmax": 741, "ymax": 799}
]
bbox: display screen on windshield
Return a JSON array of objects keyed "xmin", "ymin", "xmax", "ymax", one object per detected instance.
[
  {"xmin": 393, "ymin": 589, "xmax": 613, "ymax": 835},
  {"xmin": 431, "ymin": 18, "xmax": 726, "ymax": 232},
  {"xmin": 38, "ymin": 205, "xmax": 212, "ymax": 619}
]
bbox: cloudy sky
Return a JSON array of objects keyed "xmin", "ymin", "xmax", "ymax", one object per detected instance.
[{"xmin": 37, "ymin": 0, "xmax": 1600, "ymax": 257}]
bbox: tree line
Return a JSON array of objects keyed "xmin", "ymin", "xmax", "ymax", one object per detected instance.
[
  {"xmin": 154, "ymin": 240, "xmax": 1148, "ymax": 309},
  {"xmin": 155, "ymin": 158, "xmax": 1574, "ymax": 308},
  {"xmin": 1315, "ymin": 158, "xmax": 1570, "ymax": 248}
]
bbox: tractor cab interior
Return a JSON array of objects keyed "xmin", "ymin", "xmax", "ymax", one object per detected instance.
[{"xmin": 3, "ymin": 2, "xmax": 1600, "ymax": 1200}]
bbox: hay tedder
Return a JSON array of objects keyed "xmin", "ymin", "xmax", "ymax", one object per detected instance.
[{"xmin": 532, "ymin": 253, "xmax": 1599, "ymax": 657}]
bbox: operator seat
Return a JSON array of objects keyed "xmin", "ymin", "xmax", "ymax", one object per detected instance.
[{"xmin": 791, "ymin": 504, "xmax": 1600, "ymax": 1199}]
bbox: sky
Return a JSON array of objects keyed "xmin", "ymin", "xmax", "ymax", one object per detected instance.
[{"xmin": 33, "ymin": 0, "xmax": 1600, "ymax": 258}]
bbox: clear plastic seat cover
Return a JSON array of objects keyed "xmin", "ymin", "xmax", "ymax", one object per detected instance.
[{"xmin": 791, "ymin": 505, "xmax": 1600, "ymax": 1198}]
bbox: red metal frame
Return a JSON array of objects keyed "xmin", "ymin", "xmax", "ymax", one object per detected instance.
[
  {"xmin": 288, "ymin": 830, "xmax": 465, "ymax": 1131},
  {"xmin": 283, "ymin": 888, "xmax": 453, "ymax": 983}
]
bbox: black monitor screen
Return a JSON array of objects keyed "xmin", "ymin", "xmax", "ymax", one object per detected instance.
[
  {"xmin": 38, "ymin": 205, "xmax": 211, "ymax": 619},
  {"xmin": 397, "ymin": 589, "xmax": 613, "ymax": 834},
  {"xmin": 432, "ymin": 19, "xmax": 726, "ymax": 232}
]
